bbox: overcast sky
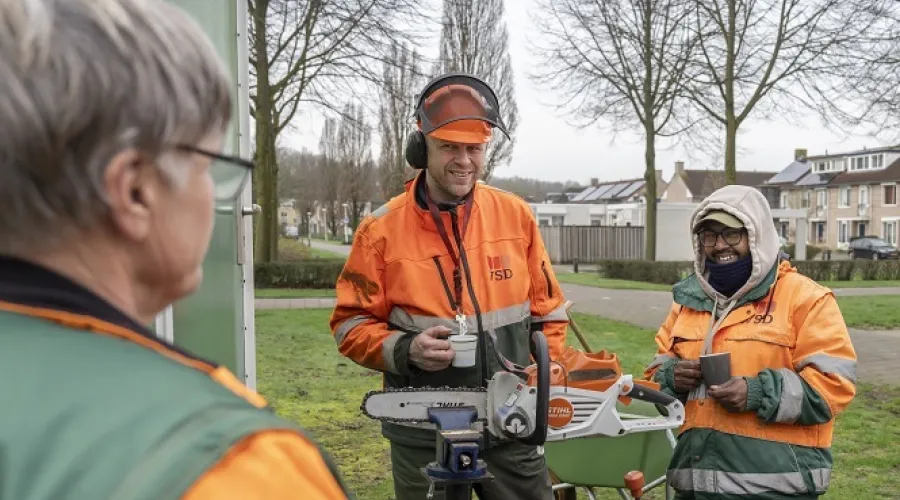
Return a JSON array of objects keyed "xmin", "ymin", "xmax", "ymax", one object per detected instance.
[{"xmin": 282, "ymin": 0, "xmax": 895, "ymax": 186}]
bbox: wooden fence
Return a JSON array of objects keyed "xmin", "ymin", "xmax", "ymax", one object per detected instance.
[{"xmin": 539, "ymin": 225, "xmax": 645, "ymax": 263}]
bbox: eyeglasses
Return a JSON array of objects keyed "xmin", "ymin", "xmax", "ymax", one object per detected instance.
[
  {"xmin": 697, "ymin": 228, "xmax": 745, "ymax": 248},
  {"xmin": 176, "ymin": 144, "xmax": 254, "ymax": 202}
]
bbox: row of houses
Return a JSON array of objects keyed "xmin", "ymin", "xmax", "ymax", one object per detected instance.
[{"xmin": 534, "ymin": 145, "xmax": 900, "ymax": 251}]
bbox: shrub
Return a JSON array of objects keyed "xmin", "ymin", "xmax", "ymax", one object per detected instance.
[
  {"xmin": 782, "ymin": 243, "xmax": 823, "ymax": 261},
  {"xmin": 255, "ymin": 260, "xmax": 346, "ymax": 289},
  {"xmin": 596, "ymin": 260, "xmax": 694, "ymax": 285},
  {"xmin": 595, "ymin": 258, "xmax": 900, "ymax": 284}
]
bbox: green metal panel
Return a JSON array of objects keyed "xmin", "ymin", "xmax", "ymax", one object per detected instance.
[{"xmin": 162, "ymin": 0, "xmax": 248, "ymax": 379}]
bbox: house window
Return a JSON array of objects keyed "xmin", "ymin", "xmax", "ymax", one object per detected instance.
[
  {"xmin": 538, "ymin": 218, "xmax": 550, "ymax": 227},
  {"xmin": 838, "ymin": 221, "xmax": 849, "ymax": 243},
  {"xmin": 802, "ymin": 191, "xmax": 811, "ymax": 208},
  {"xmin": 551, "ymin": 215, "xmax": 565, "ymax": 226},
  {"xmin": 859, "ymin": 185, "xmax": 869, "ymax": 207},
  {"xmin": 816, "ymin": 189, "xmax": 827, "ymax": 208},
  {"xmin": 851, "ymin": 156, "xmax": 872, "ymax": 170},
  {"xmin": 780, "ymin": 192, "xmax": 788, "ymax": 209},
  {"xmin": 884, "ymin": 221, "xmax": 898, "ymax": 247},
  {"xmin": 873, "ymin": 154, "xmax": 885, "ymax": 168},
  {"xmin": 885, "ymin": 184, "xmax": 897, "ymax": 206},
  {"xmin": 839, "ymin": 186, "xmax": 850, "ymax": 207}
]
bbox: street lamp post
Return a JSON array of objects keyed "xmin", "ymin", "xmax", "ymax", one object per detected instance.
[{"xmin": 342, "ymin": 202, "xmax": 350, "ymax": 245}]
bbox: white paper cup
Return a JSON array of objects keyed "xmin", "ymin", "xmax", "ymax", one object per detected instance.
[{"xmin": 449, "ymin": 334, "xmax": 477, "ymax": 368}]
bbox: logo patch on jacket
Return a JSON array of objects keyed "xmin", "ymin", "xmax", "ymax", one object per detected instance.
[
  {"xmin": 752, "ymin": 299, "xmax": 776, "ymax": 324},
  {"xmin": 488, "ymin": 255, "xmax": 513, "ymax": 281}
]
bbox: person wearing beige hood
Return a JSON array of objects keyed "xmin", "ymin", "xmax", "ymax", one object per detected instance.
[{"xmin": 644, "ymin": 185, "xmax": 857, "ymax": 499}]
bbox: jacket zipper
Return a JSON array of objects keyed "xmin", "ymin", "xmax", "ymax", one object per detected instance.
[{"xmin": 541, "ymin": 260, "xmax": 554, "ymax": 298}]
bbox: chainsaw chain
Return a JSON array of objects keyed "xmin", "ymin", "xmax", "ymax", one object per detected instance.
[{"xmin": 360, "ymin": 386, "xmax": 488, "ymax": 424}]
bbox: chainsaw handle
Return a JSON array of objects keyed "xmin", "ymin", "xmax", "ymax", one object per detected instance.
[
  {"xmin": 627, "ymin": 383, "xmax": 677, "ymax": 407},
  {"xmin": 520, "ymin": 330, "xmax": 549, "ymax": 446}
]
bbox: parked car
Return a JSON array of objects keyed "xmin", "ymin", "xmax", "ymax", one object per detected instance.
[{"xmin": 848, "ymin": 236, "xmax": 899, "ymax": 260}]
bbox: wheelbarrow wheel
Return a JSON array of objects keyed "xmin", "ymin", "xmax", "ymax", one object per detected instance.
[{"xmin": 549, "ymin": 469, "xmax": 577, "ymax": 500}]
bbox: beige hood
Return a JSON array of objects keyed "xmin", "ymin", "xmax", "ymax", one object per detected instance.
[{"xmin": 690, "ymin": 184, "xmax": 782, "ymax": 303}]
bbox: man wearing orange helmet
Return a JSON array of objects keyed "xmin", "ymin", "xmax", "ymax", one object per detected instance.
[{"xmin": 330, "ymin": 73, "xmax": 568, "ymax": 500}]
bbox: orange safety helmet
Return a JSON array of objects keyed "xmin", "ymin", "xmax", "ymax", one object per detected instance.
[{"xmin": 404, "ymin": 73, "xmax": 510, "ymax": 169}]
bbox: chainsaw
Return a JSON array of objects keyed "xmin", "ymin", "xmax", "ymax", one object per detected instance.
[{"xmin": 360, "ymin": 330, "xmax": 685, "ymax": 499}]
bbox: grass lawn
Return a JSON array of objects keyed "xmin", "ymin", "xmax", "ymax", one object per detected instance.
[
  {"xmin": 256, "ymin": 309, "xmax": 900, "ymax": 500},
  {"xmin": 555, "ymin": 272, "xmax": 899, "ymax": 292},
  {"xmin": 836, "ymin": 296, "xmax": 900, "ymax": 330},
  {"xmin": 255, "ymin": 288, "xmax": 336, "ymax": 298},
  {"xmin": 279, "ymin": 237, "xmax": 348, "ymax": 261},
  {"xmin": 556, "ymin": 272, "xmax": 672, "ymax": 291}
]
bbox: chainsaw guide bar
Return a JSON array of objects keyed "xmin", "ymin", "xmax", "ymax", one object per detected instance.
[{"xmin": 360, "ymin": 386, "xmax": 489, "ymax": 424}]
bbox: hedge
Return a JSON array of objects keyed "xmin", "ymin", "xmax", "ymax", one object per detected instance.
[
  {"xmin": 255, "ymin": 260, "xmax": 345, "ymax": 289},
  {"xmin": 595, "ymin": 259, "xmax": 900, "ymax": 284}
]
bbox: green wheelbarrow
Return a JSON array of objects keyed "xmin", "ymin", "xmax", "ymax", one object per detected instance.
[{"xmin": 545, "ymin": 302, "xmax": 679, "ymax": 500}]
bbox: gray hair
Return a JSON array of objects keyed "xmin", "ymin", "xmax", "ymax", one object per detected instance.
[{"xmin": 0, "ymin": 0, "xmax": 232, "ymax": 253}]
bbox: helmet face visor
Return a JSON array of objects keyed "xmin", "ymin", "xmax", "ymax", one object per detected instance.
[{"xmin": 418, "ymin": 75, "xmax": 509, "ymax": 140}]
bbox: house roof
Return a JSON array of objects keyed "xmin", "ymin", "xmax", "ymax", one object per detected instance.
[
  {"xmin": 806, "ymin": 145, "xmax": 900, "ymax": 161},
  {"xmin": 680, "ymin": 169, "xmax": 780, "ymax": 198},
  {"xmin": 793, "ymin": 170, "xmax": 840, "ymax": 187},
  {"xmin": 572, "ymin": 173, "xmax": 667, "ymax": 203},
  {"xmin": 829, "ymin": 157, "xmax": 900, "ymax": 185},
  {"xmin": 765, "ymin": 161, "xmax": 810, "ymax": 185}
]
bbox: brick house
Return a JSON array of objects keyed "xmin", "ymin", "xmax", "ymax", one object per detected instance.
[{"xmin": 768, "ymin": 146, "xmax": 900, "ymax": 250}]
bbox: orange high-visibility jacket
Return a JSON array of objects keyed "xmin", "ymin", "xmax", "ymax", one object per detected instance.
[{"xmin": 330, "ymin": 173, "xmax": 568, "ymax": 444}]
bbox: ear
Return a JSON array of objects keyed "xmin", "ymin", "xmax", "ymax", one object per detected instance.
[{"xmin": 103, "ymin": 149, "xmax": 158, "ymax": 242}]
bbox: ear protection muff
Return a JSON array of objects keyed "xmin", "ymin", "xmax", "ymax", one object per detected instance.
[
  {"xmin": 403, "ymin": 72, "xmax": 502, "ymax": 170},
  {"xmin": 404, "ymin": 129, "xmax": 428, "ymax": 170}
]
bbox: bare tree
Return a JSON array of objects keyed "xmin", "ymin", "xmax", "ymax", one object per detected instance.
[
  {"xmin": 834, "ymin": 2, "xmax": 900, "ymax": 141},
  {"xmin": 679, "ymin": 0, "xmax": 874, "ymax": 183},
  {"xmin": 277, "ymin": 147, "xmax": 319, "ymax": 236},
  {"xmin": 337, "ymin": 103, "xmax": 376, "ymax": 230},
  {"xmin": 436, "ymin": 0, "xmax": 518, "ymax": 181},
  {"xmin": 378, "ymin": 42, "xmax": 423, "ymax": 200},
  {"xmin": 318, "ymin": 117, "xmax": 341, "ymax": 238},
  {"xmin": 248, "ymin": 0, "xmax": 423, "ymax": 262},
  {"xmin": 531, "ymin": 0, "xmax": 695, "ymax": 260}
]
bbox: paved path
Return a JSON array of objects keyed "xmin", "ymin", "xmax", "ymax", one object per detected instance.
[
  {"xmin": 257, "ymin": 283, "xmax": 899, "ymax": 386},
  {"xmin": 562, "ymin": 284, "xmax": 900, "ymax": 386},
  {"xmin": 309, "ymin": 239, "xmax": 351, "ymax": 256}
]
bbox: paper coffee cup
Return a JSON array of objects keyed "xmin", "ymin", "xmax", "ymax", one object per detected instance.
[
  {"xmin": 700, "ymin": 352, "xmax": 731, "ymax": 387},
  {"xmin": 449, "ymin": 334, "xmax": 477, "ymax": 368}
]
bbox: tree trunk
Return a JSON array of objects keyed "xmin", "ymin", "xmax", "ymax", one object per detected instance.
[
  {"xmin": 643, "ymin": 123, "xmax": 657, "ymax": 261},
  {"xmin": 641, "ymin": 0, "xmax": 656, "ymax": 261},
  {"xmin": 252, "ymin": 5, "xmax": 279, "ymax": 263},
  {"xmin": 725, "ymin": 113, "xmax": 737, "ymax": 185},
  {"xmin": 723, "ymin": 0, "xmax": 737, "ymax": 185}
]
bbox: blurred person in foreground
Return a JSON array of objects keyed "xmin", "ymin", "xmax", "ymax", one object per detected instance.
[
  {"xmin": 644, "ymin": 185, "xmax": 857, "ymax": 499},
  {"xmin": 0, "ymin": 0, "xmax": 349, "ymax": 498}
]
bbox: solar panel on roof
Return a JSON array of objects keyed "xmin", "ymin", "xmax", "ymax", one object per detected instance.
[
  {"xmin": 571, "ymin": 186, "xmax": 598, "ymax": 201},
  {"xmin": 766, "ymin": 161, "xmax": 809, "ymax": 185},
  {"xmin": 583, "ymin": 184, "xmax": 615, "ymax": 201},
  {"xmin": 599, "ymin": 182, "xmax": 630, "ymax": 199},
  {"xmin": 617, "ymin": 180, "xmax": 645, "ymax": 198}
]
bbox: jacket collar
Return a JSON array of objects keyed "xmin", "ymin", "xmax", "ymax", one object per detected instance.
[
  {"xmin": 406, "ymin": 170, "xmax": 481, "ymax": 234},
  {"xmin": 0, "ymin": 254, "xmax": 153, "ymax": 336}
]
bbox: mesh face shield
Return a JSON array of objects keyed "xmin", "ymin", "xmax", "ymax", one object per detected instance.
[{"xmin": 415, "ymin": 74, "xmax": 510, "ymax": 143}]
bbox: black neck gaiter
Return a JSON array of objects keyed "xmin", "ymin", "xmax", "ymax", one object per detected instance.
[{"xmin": 705, "ymin": 255, "xmax": 752, "ymax": 297}]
